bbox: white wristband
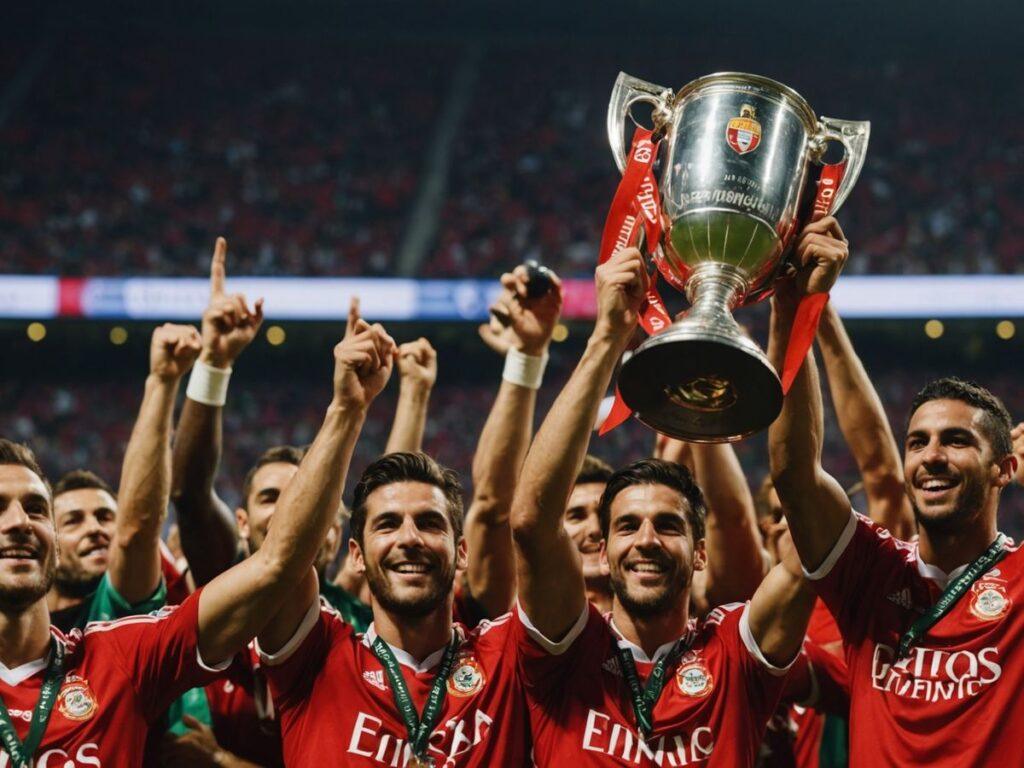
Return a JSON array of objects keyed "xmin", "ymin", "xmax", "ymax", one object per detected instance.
[
  {"xmin": 502, "ymin": 348, "xmax": 549, "ymax": 390},
  {"xmin": 186, "ymin": 360, "xmax": 233, "ymax": 407}
]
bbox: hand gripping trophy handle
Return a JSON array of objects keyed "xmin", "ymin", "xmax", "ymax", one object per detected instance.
[{"xmin": 606, "ymin": 73, "xmax": 674, "ymax": 173}]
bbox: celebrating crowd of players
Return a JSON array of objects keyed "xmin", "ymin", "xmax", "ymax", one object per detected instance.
[{"xmin": 0, "ymin": 216, "xmax": 1022, "ymax": 767}]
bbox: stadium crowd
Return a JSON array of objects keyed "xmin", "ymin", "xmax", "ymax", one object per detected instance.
[
  {"xmin": 0, "ymin": 225, "xmax": 1023, "ymax": 766},
  {"xmin": 1, "ymin": 35, "xmax": 1022, "ymax": 280}
]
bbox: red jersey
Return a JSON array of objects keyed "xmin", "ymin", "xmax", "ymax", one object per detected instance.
[
  {"xmin": 0, "ymin": 591, "xmax": 222, "ymax": 767},
  {"xmin": 204, "ymin": 644, "xmax": 284, "ymax": 768},
  {"xmin": 259, "ymin": 599, "xmax": 531, "ymax": 767},
  {"xmin": 518, "ymin": 601, "xmax": 791, "ymax": 767},
  {"xmin": 810, "ymin": 512, "xmax": 1024, "ymax": 766}
]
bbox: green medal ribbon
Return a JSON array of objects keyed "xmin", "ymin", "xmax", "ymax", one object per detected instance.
[
  {"xmin": 0, "ymin": 637, "xmax": 66, "ymax": 768},
  {"xmin": 897, "ymin": 533, "xmax": 1008, "ymax": 660},
  {"xmin": 371, "ymin": 633, "xmax": 460, "ymax": 767},
  {"xmin": 613, "ymin": 631, "xmax": 692, "ymax": 737}
]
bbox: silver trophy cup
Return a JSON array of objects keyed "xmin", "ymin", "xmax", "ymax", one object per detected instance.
[{"xmin": 607, "ymin": 71, "xmax": 869, "ymax": 442}]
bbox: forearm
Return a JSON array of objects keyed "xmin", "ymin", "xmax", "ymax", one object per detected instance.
[
  {"xmin": 171, "ymin": 397, "xmax": 239, "ymax": 585},
  {"xmin": 817, "ymin": 305, "xmax": 911, "ymax": 536},
  {"xmin": 111, "ymin": 374, "xmax": 179, "ymax": 601},
  {"xmin": 747, "ymin": 563, "xmax": 817, "ymax": 668},
  {"xmin": 514, "ymin": 333, "xmax": 622, "ymax": 538},
  {"xmin": 465, "ymin": 381, "xmax": 536, "ymax": 616},
  {"xmin": 692, "ymin": 444, "xmax": 767, "ymax": 606},
  {"xmin": 385, "ymin": 382, "xmax": 431, "ymax": 454}
]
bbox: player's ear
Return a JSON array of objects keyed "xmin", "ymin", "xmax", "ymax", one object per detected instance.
[
  {"xmin": 455, "ymin": 536, "xmax": 468, "ymax": 572},
  {"xmin": 349, "ymin": 537, "xmax": 366, "ymax": 574},
  {"xmin": 236, "ymin": 507, "xmax": 250, "ymax": 540},
  {"xmin": 995, "ymin": 453, "xmax": 1016, "ymax": 488},
  {"xmin": 692, "ymin": 537, "xmax": 708, "ymax": 573},
  {"xmin": 599, "ymin": 539, "xmax": 610, "ymax": 574}
]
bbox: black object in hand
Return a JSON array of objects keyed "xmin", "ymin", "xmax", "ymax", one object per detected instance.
[{"xmin": 523, "ymin": 260, "xmax": 556, "ymax": 298}]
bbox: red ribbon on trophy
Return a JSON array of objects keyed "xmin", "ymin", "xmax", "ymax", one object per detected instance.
[
  {"xmin": 778, "ymin": 160, "xmax": 847, "ymax": 394},
  {"xmin": 597, "ymin": 126, "xmax": 849, "ymax": 434},
  {"xmin": 596, "ymin": 127, "xmax": 673, "ymax": 435}
]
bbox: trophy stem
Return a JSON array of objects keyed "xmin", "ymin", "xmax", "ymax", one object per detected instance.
[{"xmin": 683, "ymin": 266, "xmax": 748, "ymax": 330}]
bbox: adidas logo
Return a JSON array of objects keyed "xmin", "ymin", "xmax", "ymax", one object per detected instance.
[
  {"xmin": 602, "ymin": 657, "xmax": 621, "ymax": 677},
  {"xmin": 887, "ymin": 588, "xmax": 913, "ymax": 610},
  {"xmin": 363, "ymin": 670, "xmax": 387, "ymax": 691}
]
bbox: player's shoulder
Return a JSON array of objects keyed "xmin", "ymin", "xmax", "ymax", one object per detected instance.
[
  {"xmin": 81, "ymin": 601, "xmax": 183, "ymax": 640},
  {"xmin": 853, "ymin": 511, "xmax": 918, "ymax": 562}
]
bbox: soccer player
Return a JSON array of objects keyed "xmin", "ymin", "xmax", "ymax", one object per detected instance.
[
  {"xmin": 510, "ymin": 246, "xmax": 816, "ymax": 767},
  {"xmin": 563, "ymin": 455, "xmax": 615, "ymax": 613},
  {"xmin": 654, "ymin": 436, "xmax": 769, "ymax": 617},
  {"xmin": 769, "ymin": 215, "xmax": 1022, "ymax": 766}
]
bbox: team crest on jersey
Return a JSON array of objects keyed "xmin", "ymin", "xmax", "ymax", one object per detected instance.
[
  {"xmin": 58, "ymin": 675, "xmax": 97, "ymax": 721},
  {"xmin": 726, "ymin": 104, "xmax": 762, "ymax": 155},
  {"xmin": 969, "ymin": 579, "xmax": 1011, "ymax": 621},
  {"xmin": 447, "ymin": 655, "xmax": 485, "ymax": 697},
  {"xmin": 676, "ymin": 660, "xmax": 714, "ymax": 698}
]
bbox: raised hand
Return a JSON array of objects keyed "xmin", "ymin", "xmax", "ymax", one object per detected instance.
[
  {"xmin": 151, "ymin": 324, "xmax": 202, "ymax": 381},
  {"xmin": 594, "ymin": 246, "xmax": 647, "ymax": 344},
  {"xmin": 333, "ymin": 320, "xmax": 398, "ymax": 411},
  {"xmin": 397, "ymin": 337, "xmax": 438, "ymax": 390},
  {"xmin": 791, "ymin": 215, "xmax": 849, "ymax": 297},
  {"xmin": 201, "ymin": 237, "xmax": 265, "ymax": 368}
]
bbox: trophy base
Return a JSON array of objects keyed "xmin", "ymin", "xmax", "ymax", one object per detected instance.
[{"xmin": 618, "ymin": 328, "xmax": 783, "ymax": 443}]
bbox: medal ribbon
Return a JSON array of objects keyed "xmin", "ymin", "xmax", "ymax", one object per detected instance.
[
  {"xmin": 0, "ymin": 636, "xmax": 65, "ymax": 768},
  {"xmin": 371, "ymin": 633, "xmax": 460, "ymax": 764},
  {"xmin": 613, "ymin": 632, "xmax": 692, "ymax": 737},
  {"xmin": 596, "ymin": 127, "xmax": 673, "ymax": 435},
  {"xmin": 896, "ymin": 534, "xmax": 1008, "ymax": 660}
]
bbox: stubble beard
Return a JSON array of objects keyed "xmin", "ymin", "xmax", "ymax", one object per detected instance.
[
  {"xmin": 366, "ymin": 557, "xmax": 455, "ymax": 619},
  {"xmin": 911, "ymin": 473, "xmax": 987, "ymax": 537},
  {"xmin": 0, "ymin": 550, "xmax": 58, "ymax": 614},
  {"xmin": 609, "ymin": 560, "xmax": 689, "ymax": 619}
]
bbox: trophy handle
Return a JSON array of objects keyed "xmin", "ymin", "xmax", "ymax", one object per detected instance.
[
  {"xmin": 812, "ymin": 117, "xmax": 871, "ymax": 213},
  {"xmin": 607, "ymin": 72, "xmax": 674, "ymax": 173}
]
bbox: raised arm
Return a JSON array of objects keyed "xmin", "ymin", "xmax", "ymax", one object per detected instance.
[
  {"xmin": 817, "ymin": 302, "xmax": 913, "ymax": 538},
  {"xmin": 171, "ymin": 237, "xmax": 264, "ymax": 586},
  {"xmin": 109, "ymin": 324, "xmax": 202, "ymax": 604},
  {"xmin": 385, "ymin": 336, "xmax": 436, "ymax": 454},
  {"xmin": 768, "ymin": 216, "xmax": 852, "ymax": 572},
  {"xmin": 197, "ymin": 321, "xmax": 396, "ymax": 665},
  {"xmin": 658, "ymin": 436, "xmax": 767, "ymax": 613},
  {"xmin": 465, "ymin": 266, "xmax": 562, "ymax": 618},
  {"xmin": 512, "ymin": 248, "xmax": 646, "ymax": 640}
]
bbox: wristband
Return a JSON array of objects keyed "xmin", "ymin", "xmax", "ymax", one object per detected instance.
[
  {"xmin": 186, "ymin": 360, "xmax": 233, "ymax": 407},
  {"xmin": 502, "ymin": 348, "xmax": 548, "ymax": 390}
]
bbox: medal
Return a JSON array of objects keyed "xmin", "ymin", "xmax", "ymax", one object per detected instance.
[
  {"xmin": 614, "ymin": 630, "xmax": 693, "ymax": 737},
  {"xmin": 407, "ymin": 756, "xmax": 436, "ymax": 768}
]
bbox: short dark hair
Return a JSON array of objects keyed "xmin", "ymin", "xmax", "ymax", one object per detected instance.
[
  {"xmin": 0, "ymin": 439, "xmax": 51, "ymax": 497},
  {"xmin": 350, "ymin": 452, "xmax": 463, "ymax": 545},
  {"xmin": 907, "ymin": 377, "xmax": 1013, "ymax": 458},
  {"xmin": 240, "ymin": 445, "xmax": 305, "ymax": 509},
  {"xmin": 598, "ymin": 458, "xmax": 707, "ymax": 541},
  {"xmin": 53, "ymin": 469, "xmax": 113, "ymax": 499},
  {"xmin": 576, "ymin": 454, "xmax": 614, "ymax": 486}
]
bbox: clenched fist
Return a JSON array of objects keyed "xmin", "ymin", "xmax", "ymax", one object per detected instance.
[
  {"xmin": 397, "ymin": 338, "xmax": 438, "ymax": 391},
  {"xmin": 151, "ymin": 324, "xmax": 202, "ymax": 381},
  {"xmin": 201, "ymin": 237, "xmax": 265, "ymax": 368},
  {"xmin": 594, "ymin": 247, "xmax": 648, "ymax": 344},
  {"xmin": 792, "ymin": 215, "xmax": 849, "ymax": 297},
  {"xmin": 333, "ymin": 320, "xmax": 398, "ymax": 410}
]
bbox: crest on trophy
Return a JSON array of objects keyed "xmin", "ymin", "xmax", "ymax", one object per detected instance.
[{"xmin": 726, "ymin": 104, "xmax": 762, "ymax": 155}]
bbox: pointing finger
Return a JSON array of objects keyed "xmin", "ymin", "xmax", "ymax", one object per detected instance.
[{"xmin": 210, "ymin": 238, "xmax": 227, "ymax": 297}]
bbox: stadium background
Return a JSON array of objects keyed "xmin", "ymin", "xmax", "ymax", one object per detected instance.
[{"xmin": 2, "ymin": 0, "xmax": 1022, "ymax": 532}]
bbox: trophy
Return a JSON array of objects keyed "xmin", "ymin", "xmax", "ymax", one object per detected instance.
[{"xmin": 607, "ymin": 72, "xmax": 869, "ymax": 442}]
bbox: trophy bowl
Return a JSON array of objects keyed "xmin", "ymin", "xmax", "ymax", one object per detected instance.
[{"xmin": 607, "ymin": 71, "xmax": 869, "ymax": 442}]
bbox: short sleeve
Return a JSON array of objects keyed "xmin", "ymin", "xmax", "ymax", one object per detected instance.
[
  {"xmin": 84, "ymin": 588, "xmax": 226, "ymax": 723},
  {"xmin": 514, "ymin": 601, "xmax": 604, "ymax": 701},
  {"xmin": 257, "ymin": 599, "xmax": 345, "ymax": 711},
  {"xmin": 85, "ymin": 571, "xmax": 167, "ymax": 626},
  {"xmin": 806, "ymin": 512, "xmax": 913, "ymax": 643}
]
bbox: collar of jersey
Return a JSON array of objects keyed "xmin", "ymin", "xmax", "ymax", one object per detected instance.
[
  {"xmin": 608, "ymin": 617, "xmax": 693, "ymax": 665},
  {"xmin": 914, "ymin": 533, "xmax": 1006, "ymax": 589},
  {"xmin": 0, "ymin": 644, "xmax": 52, "ymax": 687},
  {"xmin": 362, "ymin": 624, "xmax": 460, "ymax": 674}
]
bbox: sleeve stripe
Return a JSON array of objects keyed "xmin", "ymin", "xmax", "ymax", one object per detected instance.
[
  {"xmin": 738, "ymin": 603, "xmax": 798, "ymax": 677},
  {"xmin": 82, "ymin": 610, "xmax": 175, "ymax": 635},
  {"xmin": 256, "ymin": 598, "xmax": 322, "ymax": 667},
  {"xmin": 516, "ymin": 600, "xmax": 588, "ymax": 656},
  {"xmin": 803, "ymin": 511, "xmax": 859, "ymax": 581}
]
